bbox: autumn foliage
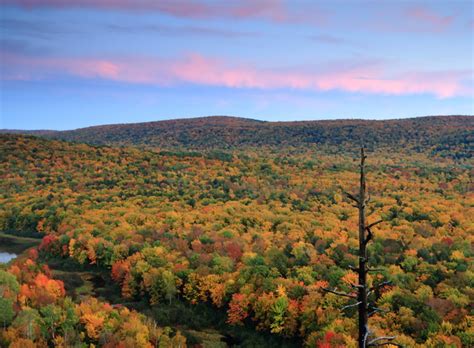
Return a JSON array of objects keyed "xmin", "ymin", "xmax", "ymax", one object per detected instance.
[
  {"xmin": 0, "ymin": 258, "xmax": 185, "ymax": 347},
  {"xmin": 0, "ymin": 133, "xmax": 472, "ymax": 347}
]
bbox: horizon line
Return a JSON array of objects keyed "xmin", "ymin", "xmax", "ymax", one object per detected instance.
[{"xmin": 1, "ymin": 114, "xmax": 472, "ymax": 132}]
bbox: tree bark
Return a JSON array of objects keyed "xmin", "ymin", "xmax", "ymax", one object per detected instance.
[
  {"xmin": 358, "ymin": 147, "xmax": 368, "ymax": 347},
  {"xmin": 322, "ymin": 148, "xmax": 398, "ymax": 347}
]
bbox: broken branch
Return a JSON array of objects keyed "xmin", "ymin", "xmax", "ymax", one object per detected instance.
[
  {"xmin": 322, "ymin": 288, "xmax": 357, "ymax": 299},
  {"xmin": 370, "ymin": 281, "xmax": 392, "ymax": 292},
  {"xmin": 341, "ymin": 301, "xmax": 362, "ymax": 311},
  {"xmin": 366, "ymin": 219, "xmax": 383, "ymax": 229},
  {"xmin": 344, "ymin": 191, "xmax": 360, "ymax": 205}
]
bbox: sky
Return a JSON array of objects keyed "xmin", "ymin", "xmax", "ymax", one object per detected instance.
[{"xmin": 0, "ymin": 0, "xmax": 473, "ymax": 130}]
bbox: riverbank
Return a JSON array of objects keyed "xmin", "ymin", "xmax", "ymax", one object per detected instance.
[
  {"xmin": 0, "ymin": 234, "xmax": 301, "ymax": 347},
  {"xmin": 0, "ymin": 231, "xmax": 41, "ymax": 263},
  {"xmin": 43, "ymin": 255, "xmax": 301, "ymax": 347}
]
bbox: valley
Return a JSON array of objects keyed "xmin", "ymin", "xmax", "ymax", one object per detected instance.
[{"xmin": 1, "ymin": 117, "xmax": 472, "ymax": 346}]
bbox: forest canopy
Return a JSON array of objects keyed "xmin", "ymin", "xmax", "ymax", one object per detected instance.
[{"xmin": 0, "ymin": 129, "xmax": 472, "ymax": 347}]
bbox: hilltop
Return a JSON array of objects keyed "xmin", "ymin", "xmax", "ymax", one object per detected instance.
[{"xmin": 2, "ymin": 115, "xmax": 472, "ymax": 158}]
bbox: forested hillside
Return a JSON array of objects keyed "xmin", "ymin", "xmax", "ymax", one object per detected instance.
[
  {"xmin": 1, "ymin": 134, "xmax": 472, "ymax": 347},
  {"xmin": 3, "ymin": 116, "xmax": 473, "ymax": 159}
]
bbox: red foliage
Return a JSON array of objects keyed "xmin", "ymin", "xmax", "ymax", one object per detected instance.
[
  {"xmin": 41, "ymin": 264, "xmax": 52, "ymax": 277},
  {"xmin": 191, "ymin": 239, "xmax": 203, "ymax": 253},
  {"xmin": 27, "ymin": 248, "xmax": 38, "ymax": 260},
  {"xmin": 14, "ymin": 259, "xmax": 65, "ymax": 307},
  {"xmin": 441, "ymin": 237, "xmax": 454, "ymax": 246},
  {"xmin": 225, "ymin": 241, "xmax": 243, "ymax": 261},
  {"xmin": 317, "ymin": 331, "xmax": 345, "ymax": 348},
  {"xmin": 227, "ymin": 293, "xmax": 250, "ymax": 325},
  {"xmin": 39, "ymin": 235, "xmax": 59, "ymax": 252},
  {"xmin": 111, "ymin": 260, "xmax": 130, "ymax": 284}
]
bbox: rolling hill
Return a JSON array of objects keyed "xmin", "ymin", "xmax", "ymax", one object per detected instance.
[
  {"xmin": 1, "ymin": 129, "xmax": 473, "ymax": 347},
  {"xmin": 2, "ymin": 115, "xmax": 473, "ymax": 158}
]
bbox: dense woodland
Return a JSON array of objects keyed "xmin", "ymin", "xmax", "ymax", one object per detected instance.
[
  {"xmin": 3, "ymin": 116, "xmax": 473, "ymax": 159},
  {"xmin": 0, "ymin": 116, "xmax": 473, "ymax": 347}
]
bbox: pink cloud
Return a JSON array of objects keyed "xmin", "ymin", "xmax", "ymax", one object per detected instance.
[
  {"xmin": 1, "ymin": 51, "xmax": 471, "ymax": 98},
  {"xmin": 107, "ymin": 23, "xmax": 258, "ymax": 38},
  {"xmin": 308, "ymin": 34, "xmax": 346, "ymax": 45},
  {"xmin": 406, "ymin": 6, "xmax": 454, "ymax": 29},
  {"xmin": 171, "ymin": 55, "xmax": 471, "ymax": 98},
  {"xmin": 1, "ymin": 0, "xmax": 208, "ymax": 13},
  {"xmin": 1, "ymin": 0, "xmax": 325, "ymax": 24},
  {"xmin": 369, "ymin": 5, "xmax": 458, "ymax": 33}
]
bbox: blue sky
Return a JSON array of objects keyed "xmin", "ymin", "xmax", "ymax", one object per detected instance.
[{"xmin": 1, "ymin": 0, "xmax": 473, "ymax": 130}]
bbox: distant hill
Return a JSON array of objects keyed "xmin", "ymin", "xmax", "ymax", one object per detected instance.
[
  {"xmin": 0, "ymin": 129, "xmax": 58, "ymax": 136},
  {"xmin": 2, "ymin": 115, "xmax": 473, "ymax": 158}
]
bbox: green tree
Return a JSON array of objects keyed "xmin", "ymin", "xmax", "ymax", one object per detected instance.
[
  {"xmin": 0, "ymin": 297, "xmax": 15, "ymax": 328},
  {"xmin": 161, "ymin": 270, "xmax": 177, "ymax": 304}
]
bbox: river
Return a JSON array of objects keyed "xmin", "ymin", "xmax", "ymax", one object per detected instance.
[
  {"xmin": 0, "ymin": 251, "xmax": 17, "ymax": 263},
  {"xmin": 0, "ymin": 232, "xmax": 302, "ymax": 347},
  {"xmin": 0, "ymin": 232, "xmax": 41, "ymax": 264}
]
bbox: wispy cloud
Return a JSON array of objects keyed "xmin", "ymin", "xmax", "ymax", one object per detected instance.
[
  {"xmin": 308, "ymin": 34, "xmax": 346, "ymax": 45},
  {"xmin": 405, "ymin": 6, "xmax": 454, "ymax": 30},
  {"xmin": 0, "ymin": 38, "xmax": 48, "ymax": 54},
  {"xmin": 0, "ymin": 18, "xmax": 74, "ymax": 38},
  {"xmin": 1, "ymin": 50, "xmax": 471, "ymax": 98},
  {"xmin": 107, "ymin": 23, "xmax": 258, "ymax": 38},
  {"xmin": 2, "ymin": 0, "xmax": 327, "ymax": 25},
  {"xmin": 371, "ymin": 4, "xmax": 458, "ymax": 33}
]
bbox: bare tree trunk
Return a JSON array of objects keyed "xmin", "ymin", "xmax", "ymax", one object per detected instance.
[
  {"xmin": 358, "ymin": 148, "xmax": 368, "ymax": 347},
  {"xmin": 323, "ymin": 148, "xmax": 400, "ymax": 348}
]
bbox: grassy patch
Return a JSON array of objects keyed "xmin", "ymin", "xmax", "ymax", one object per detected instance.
[
  {"xmin": 45, "ymin": 257, "xmax": 123, "ymax": 303},
  {"xmin": 42, "ymin": 255, "xmax": 302, "ymax": 347},
  {"xmin": 0, "ymin": 231, "xmax": 40, "ymax": 255},
  {"xmin": 140, "ymin": 301, "xmax": 302, "ymax": 348}
]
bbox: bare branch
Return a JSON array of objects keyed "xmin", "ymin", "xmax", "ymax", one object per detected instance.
[
  {"xmin": 335, "ymin": 149, "xmax": 398, "ymax": 346},
  {"xmin": 369, "ymin": 336, "xmax": 396, "ymax": 344},
  {"xmin": 363, "ymin": 325, "xmax": 371, "ymax": 348},
  {"xmin": 367, "ymin": 206, "xmax": 378, "ymax": 217},
  {"xmin": 368, "ymin": 307, "xmax": 389, "ymax": 317},
  {"xmin": 352, "ymin": 266, "xmax": 383, "ymax": 275},
  {"xmin": 348, "ymin": 265, "xmax": 358, "ymax": 272},
  {"xmin": 368, "ymin": 281, "xmax": 392, "ymax": 297},
  {"xmin": 367, "ymin": 207, "xmax": 376, "ymax": 216},
  {"xmin": 368, "ymin": 336, "xmax": 398, "ymax": 347},
  {"xmin": 364, "ymin": 220, "xmax": 383, "ymax": 245},
  {"xmin": 322, "ymin": 288, "xmax": 357, "ymax": 299},
  {"xmin": 365, "ymin": 192, "xmax": 371, "ymax": 205},
  {"xmin": 365, "ymin": 226, "xmax": 374, "ymax": 245},
  {"xmin": 367, "ymin": 268, "xmax": 384, "ymax": 273},
  {"xmin": 341, "ymin": 301, "xmax": 362, "ymax": 311},
  {"xmin": 370, "ymin": 281, "xmax": 392, "ymax": 292},
  {"xmin": 366, "ymin": 219, "xmax": 383, "ymax": 229},
  {"xmin": 349, "ymin": 282, "xmax": 365, "ymax": 289},
  {"xmin": 344, "ymin": 190, "xmax": 360, "ymax": 205}
]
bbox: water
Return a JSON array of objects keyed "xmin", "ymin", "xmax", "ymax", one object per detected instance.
[
  {"xmin": 0, "ymin": 232, "xmax": 40, "ymax": 264},
  {"xmin": 0, "ymin": 251, "xmax": 17, "ymax": 263}
]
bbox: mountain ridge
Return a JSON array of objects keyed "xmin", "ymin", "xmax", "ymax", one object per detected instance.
[
  {"xmin": 2, "ymin": 114, "xmax": 472, "ymax": 132},
  {"xmin": 1, "ymin": 115, "xmax": 472, "ymax": 158}
]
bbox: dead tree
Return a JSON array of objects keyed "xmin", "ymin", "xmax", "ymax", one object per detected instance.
[{"xmin": 324, "ymin": 148, "xmax": 400, "ymax": 348}]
